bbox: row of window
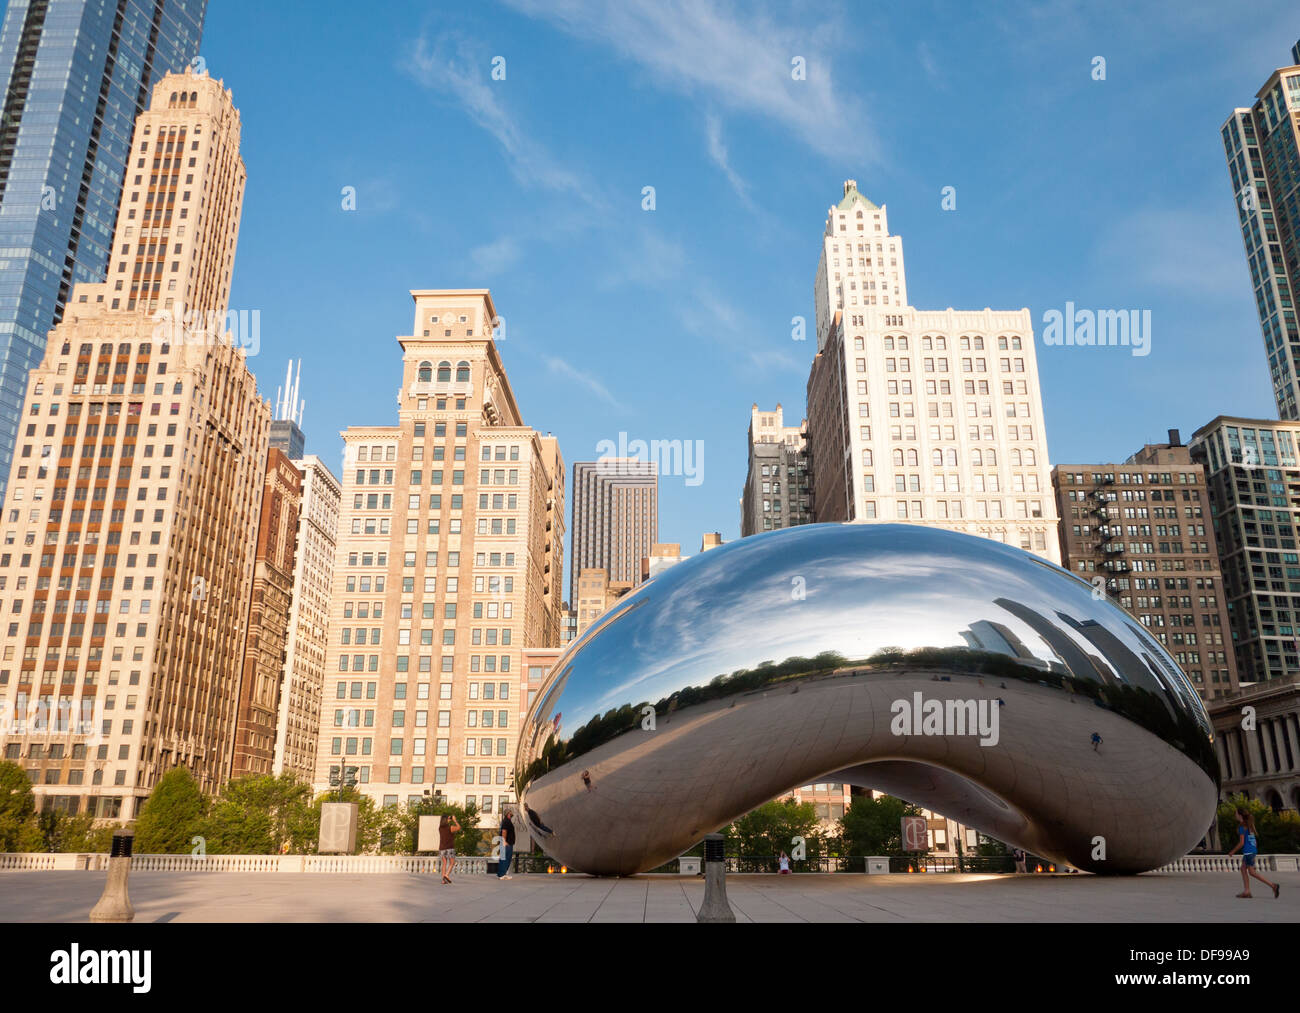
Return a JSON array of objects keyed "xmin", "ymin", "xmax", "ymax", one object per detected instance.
[{"xmin": 338, "ymin": 653, "xmax": 514, "ymax": 673}]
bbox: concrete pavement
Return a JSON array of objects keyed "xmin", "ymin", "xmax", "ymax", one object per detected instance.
[{"xmin": 1, "ymin": 869, "xmax": 1295, "ymax": 922}]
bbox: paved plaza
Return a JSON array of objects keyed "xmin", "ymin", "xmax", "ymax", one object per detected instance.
[{"xmin": 1, "ymin": 869, "xmax": 1295, "ymax": 922}]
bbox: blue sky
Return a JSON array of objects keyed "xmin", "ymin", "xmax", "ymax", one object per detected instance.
[{"xmin": 194, "ymin": 0, "xmax": 1295, "ymax": 582}]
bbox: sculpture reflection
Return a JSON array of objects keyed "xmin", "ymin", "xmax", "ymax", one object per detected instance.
[{"xmin": 517, "ymin": 524, "xmax": 1219, "ymax": 876}]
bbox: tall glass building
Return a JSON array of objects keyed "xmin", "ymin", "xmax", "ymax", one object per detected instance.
[
  {"xmin": 1222, "ymin": 41, "xmax": 1300, "ymax": 419},
  {"xmin": 0, "ymin": 0, "xmax": 206, "ymax": 493}
]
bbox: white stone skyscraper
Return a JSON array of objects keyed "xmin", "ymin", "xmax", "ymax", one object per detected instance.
[{"xmin": 806, "ymin": 181, "xmax": 1060, "ymax": 563}]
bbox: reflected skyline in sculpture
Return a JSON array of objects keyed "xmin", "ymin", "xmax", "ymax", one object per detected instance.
[{"xmin": 517, "ymin": 524, "xmax": 1219, "ymax": 876}]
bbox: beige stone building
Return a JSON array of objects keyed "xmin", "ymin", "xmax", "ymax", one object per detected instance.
[
  {"xmin": 272, "ymin": 454, "xmax": 340, "ymax": 780},
  {"xmin": 806, "ymin": 181, "xmax": 1059, "ymax": 563},
  {"xmin": 641, "ymin": 542, "xmax": 682, "ymax": 581},
  {"xmin": 0, "ymin": 70, "xmax": 268, "ymax": 817},
  {"xmin": 574, "ymin": 567, "xmax": 633, "ymax": 637},
  {"xmin": 313, "ymin": 290, "xmax": 565, "ymax": 821}
]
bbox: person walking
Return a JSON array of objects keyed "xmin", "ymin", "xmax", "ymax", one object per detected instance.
[
  {"xmin": 497, "ymin": 807, "xmax": 517, "ymax": 881},
  {"xmin": 438, "ymin": 813, "xmax": 461, "ymax": 885},
  {"xmin": 1227, "ymin": 808, "xmax": 1280, "ymax": 899}
]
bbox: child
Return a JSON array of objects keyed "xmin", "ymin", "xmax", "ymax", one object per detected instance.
[{"xmin": 1226, "ymin": 808, "xmax": 1279, "ymax": 899}]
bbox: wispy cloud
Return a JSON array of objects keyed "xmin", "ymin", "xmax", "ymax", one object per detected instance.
[
  {"xmin": 676, "ymin": 286, "xmax": 804, "ymax": 373},
  {"xmin": 471, "ymin": 237, "xmax": 522, "ymax": 275},
  {"xmin": 500, "ymin": 0, "xmax": 877, "ymax": 163},
  {"xmin": 916, "ymin": 42, "xmax": 943, "ymax": 90},
  {"xmin": 597, "ymin": 228, "xmax": 689, "ymax": 290},
  {"xmin": 704, "ymin": 112, "xmax": 753, "ymax": 207},
  {"xmin": 1097, "ymin": 208, "xmax": 1248, "ymax": 298},
  {"xmin": 403, "ymin": 30, "xmax": 598, "ymax": 203},
  {"xmin": 545, "ymin": 356, "xmax": 620, "ymax": 407},
  {"xmin": 597, "ymin": 224, "xmax": 800, "ymax": 373}
]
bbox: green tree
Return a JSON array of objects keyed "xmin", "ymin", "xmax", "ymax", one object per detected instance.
[
  {"xmin": 303, "ymin": 789, "xmax": 383, "ymax": 854},
  {"xmin": 133, "ymin": 767, "xmax": 207, "ymax": 854},
  {"xmin": 55, "ymin": 811, "xmax": 114, "ymax": 853},
  {"xmin": 839, "ymin": 794, "xmax": 927, "ymax": 856},
  {"xmin": 724, "ymin": 798, "xmax": 826, "ymax": 861},
  {"xmin": 197, "ymin": 774, "xmax": 314, "ymax": 854},
  {"xmin": 1218, "ymin": 794, "xmax": 1300, "ymax": 854},
  {"xmin": 387, "ymin": 796, "xmax": 483, "ymax": 855},
  {"xmin": 0, "ymin": 760, "xmax": 42, "ymax": 852}
]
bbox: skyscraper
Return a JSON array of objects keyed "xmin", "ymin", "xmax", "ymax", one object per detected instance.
[
  {"xmin": 569, "ymin": 458, "xmax": 657, "ymax": 603},
  {"xmin": 0, "ymin": 0, "xmax": 207, "ymax": 494},
  {"xmin": 1051, "ymin": 433, "xmax": 1239, "ymax": 701},
  {"xmin": 272, "ymin": 453, "xmax": 340, "ymax": 780},
  {"xmin": 1222, "ymin": 42, "xmax": 1300, "ymax": 418},
  {"xmin": 1189, "ymin": 415, "xmax": 1300, "ymax": 682},
  {"xmin": 269, "ymin": 359, "xmax": 306, "ymax": 459},
  {"xmin": 0, "ymin": 69, "xmax": 267, "ymax": 818},
  {"xmin": 314, "ymin": 289, "xmax": 565, "ymax": 818},
  {"xmin": 805, "ymin": 181, "xmax": 1060, "ymax": 563},
  {"xmin": 740, "ymin": 403, "xmax": 812, "ymax": 536},
  {"xmin": 232, "ymin": 448, "xmax": 301, "ymax": 779}
]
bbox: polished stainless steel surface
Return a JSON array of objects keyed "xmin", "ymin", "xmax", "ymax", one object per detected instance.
[{"xmin": 517, "ymin": 524, "xmax": 1219, "ymax": 876}]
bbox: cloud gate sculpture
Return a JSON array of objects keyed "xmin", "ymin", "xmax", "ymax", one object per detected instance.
[{"xmin": 517, "ymin": 524, "xmax": 1219, "ymax": 876}]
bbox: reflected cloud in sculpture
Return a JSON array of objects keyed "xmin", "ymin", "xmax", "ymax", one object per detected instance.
[{"xmin": 517, "ymin": 524, "xmax": 1219, "ymax": 876}]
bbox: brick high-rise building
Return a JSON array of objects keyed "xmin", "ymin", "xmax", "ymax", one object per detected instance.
[
  {"xmin": 313, "ymin": 290, "xmax": 565, "ymax": 820},
  {"xmin": 272, "ymin": 453, "xmax": 340, "ymax": 780},
  {"xmin": 569, "ymin": 459, "xmax": 657, "ymax": 603},
  {"xmin": 1221, "ymin": 42, "xmax": 1300, "ymax": 419},
  {"xmin": 1052, "ymin": 433, "xmax": 1239, "ymax": 701},
  {"xmin": 0, "ymin": 69, "xmax": 266, "ymax": 818},
  {"xmin": 0, "ymin": 0, "xmax": 208, "ymax": 496},
  {"xmin": 805, "ymin": 181, "xmax": 1059, "ymax": 563},
  {"xmin": 232, "ymin": 448, "xmax": 302, "ymax": 779},
  {"xmin": 1189, "ymin": 416, "xmax": 1300, "ymax": 682},
  {"xmin": 740, "ymin": 404, "xmax": 813, "ymax": 536}
]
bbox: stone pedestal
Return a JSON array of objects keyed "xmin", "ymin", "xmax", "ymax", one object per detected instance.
[
  {"xmin": 696, "ymin": 833, "xmax": 735, "ymax": 923},
  {"xmin": 89, "ymin": 856, "xmax": 135, "ymax": 923}
]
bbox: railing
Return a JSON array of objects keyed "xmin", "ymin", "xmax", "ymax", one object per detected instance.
[
  {"xmin": 0, "ymin": 853, "xmax": 494, "ymax": 874},
  {"xmin": 2, "ymin": 852, "xmax": 1297, "ymax": 875},
  {"xmin": 1156, "ymin": 853, "xmax": 1300, "ymax": 873}
]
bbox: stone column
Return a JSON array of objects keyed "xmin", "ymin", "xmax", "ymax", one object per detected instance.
[{"xmin": 1244, "ymin": 722, "xmax": 1265, "ymax": 776}]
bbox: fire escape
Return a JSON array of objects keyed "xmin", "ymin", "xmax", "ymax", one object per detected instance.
[{"xmin": 1089, "ymin": 476, "xmax": 1127, "ymax": 595}]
